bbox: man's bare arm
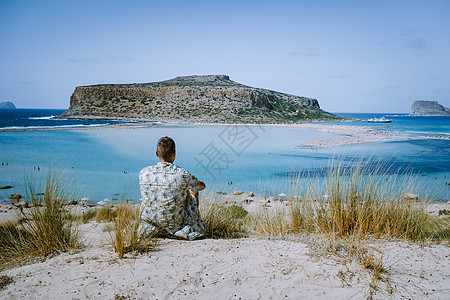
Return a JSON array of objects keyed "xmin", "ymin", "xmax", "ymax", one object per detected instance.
[
  {"xmin": 199, "ymin": 181, "xmax": 206, "ymax": 191},
  {"xmin": 190, "ymin": 181, "xmax": 206, "ymax": 206}
]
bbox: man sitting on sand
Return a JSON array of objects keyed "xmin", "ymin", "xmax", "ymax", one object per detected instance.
[{"xmin": 138, "ymin": 136, "xmax": 206, "ymax": 240}]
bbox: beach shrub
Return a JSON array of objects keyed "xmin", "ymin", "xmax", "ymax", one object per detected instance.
[
  {"xmin": 0, "ymin": 275, "xmax": 14, "ymax": 290},
  {"xmin": 97, "ymin": 100, "xmax": 108, "ymax": 107},
  {"xmin": 0, "ymin": 173, "xmax": 81, "ymax": 267},
  {"xmin": 200, "ymin": 199, "xmax": 248, "ymax": 238},
  {"xmin": 223, "ymin": 204, "xmax": 248, "ymax": 219},
  {"xmin": 106, "ymin": 203, "xmax": 158, "ymax": 258}
]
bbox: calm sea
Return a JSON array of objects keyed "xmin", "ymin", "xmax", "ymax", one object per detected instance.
[
  {"xmin": 334, "ymin": 113, "xmax": 450, "ymax": 138},
  {"xmin": 0, "ymin": 109, "xmax": 123, "ymax": 130},
  {"xmin": 0, "ymin": 109, "xmax": 449, "ymax": 203}
]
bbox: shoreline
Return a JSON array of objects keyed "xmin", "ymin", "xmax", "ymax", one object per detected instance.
[
  {"xmin": 0, "ymin": 118, "xmax": 428, "ymax": 149},
  {"xmin": 3, "ymin": 119, "xmax": 445, "ymax": 149}
]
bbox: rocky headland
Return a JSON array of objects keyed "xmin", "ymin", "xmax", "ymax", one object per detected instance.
[
  {"xmin": 410, "ymin": 100, "xmax": 450, "ymax": 116},
  {"xmin": 60, "ymin": 75, "xmax": 341, "ymax": 123},
  {"xmin": 0, "ymin": 102, "xmax": 16, "ymax": 109}
]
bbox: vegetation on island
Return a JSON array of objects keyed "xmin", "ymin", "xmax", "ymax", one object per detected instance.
[{"xmin": 60, "ymin": 75, "xmax": 343, "ymax": 123}]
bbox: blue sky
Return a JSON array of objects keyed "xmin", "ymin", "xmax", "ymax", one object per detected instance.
[{"xmin": 0, "ymin": 0, "xmax": 449, "ymax": 112}]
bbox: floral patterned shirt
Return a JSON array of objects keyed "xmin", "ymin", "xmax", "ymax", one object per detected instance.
[{"xmin": 138, "ymin": 162, "xmax": 205, "ymax": 240}]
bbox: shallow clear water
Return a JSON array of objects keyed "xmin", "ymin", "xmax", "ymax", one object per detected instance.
[{"xmin": 0, "ymin": 110, "xmax": 449, "ymax": 203}]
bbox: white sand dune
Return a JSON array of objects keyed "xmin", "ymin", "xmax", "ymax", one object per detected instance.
[{"xmin": 1, "ymin": 219, "xmax": 449, "ymax": 300}]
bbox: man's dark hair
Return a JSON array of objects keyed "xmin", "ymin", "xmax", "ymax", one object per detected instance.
[{"xmin": 157, "ymin": 136, "xmax": 176, "ymax": 160}]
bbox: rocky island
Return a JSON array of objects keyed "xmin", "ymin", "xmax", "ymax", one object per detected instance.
[
  {"xmin": 60, "ymin": 75, "xmax": 340, "ymax": 123},
  {"xmin": 0, "ymin": 101, "xmax": 16, "ymax": 109},
  {"xmin": 410, "ymin": 100, "xmax": 450, "ymax": 116}
]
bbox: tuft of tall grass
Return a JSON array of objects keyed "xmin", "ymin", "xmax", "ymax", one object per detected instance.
[
  {"xmin": 95, "ymin": 205, "xmax": 117, "ymax": 222},
  {"xmin": 106, "ymin": 203, "xmax": 158, "ymax": 258},
  {"xmin": 252, "ymin": 158, "xmax": 448, "ymax": 242},
  {"xmin": 72, "ymin": 206, "xmax": 117, "ymax": 223},
  {"xmin": 79, "ymin": 208, "xmax": 98, "ymax": 223},
  {"xmin": 0, "ymin": 220, "xmax": 32, "ymax": 264},
  {"xmin": 247, "ymin": 207, "xmax": 291, "ymax": 236},
  {"xmin": 0, "ymin": 173, "xmax": 81, "ymax": 267},
  {"xmin": 200, "ymin": 199, "xmax": 249, "ymax": 238},
  {"xmin": 315, "ymin": 235, "xmax": 390, "ymax": 296}
]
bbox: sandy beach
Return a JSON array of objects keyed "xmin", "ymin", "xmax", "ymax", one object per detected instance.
[
  {"xmin": 1, "ymin": 201, "xmax": 449, "ymax": 300},
  {"xmin": 0, "ymin": 119, "xmax": 413, "ymax": 149},
  {"xmin": 290, "ymin": 123, "xmax": 407, "ymax": 148}
]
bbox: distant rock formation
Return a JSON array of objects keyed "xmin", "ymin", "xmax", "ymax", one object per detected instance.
[
  {"xmin": 60, "ymin": 75, "xmax": 341, "ymax": 123},
  {"xmin": 410, "ymin": 100, "xmax": 450, "ymax": 116},
  {"xmin": 0, "ymin": 101, "xmax": 16, "ymax": 109}
]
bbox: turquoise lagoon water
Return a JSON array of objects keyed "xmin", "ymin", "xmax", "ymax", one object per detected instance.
[
  {"xmin": 333, "ymin": 113, "xmax": 450, "ymax": 138},
  {"xmin": 0, "ymin": 110, "xmax": 449, "ymax": 203}
]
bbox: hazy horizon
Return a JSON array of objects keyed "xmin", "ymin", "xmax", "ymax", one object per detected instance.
[{"xmin": 1, "ymin": 0, "xmax": 449, "ymax": 113}]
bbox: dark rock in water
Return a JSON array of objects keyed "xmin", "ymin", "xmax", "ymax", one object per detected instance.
[
  {"xmin": 410, "ymin": 100, "xmax": 450, "ymax": 116},
  {"xmin": 9, "ymin": 193, "xmax": 22, "ymax": 201},
  {"xmin": 0, "ymin": 101, "xmax": 16, "ymax": 109},
  {"xmin": 0, "ymin": 185, "xmax": 13, "ymax": 189},
  {"xmin": 67, "ymin": 200, "xmax": 78, "ymax": 205},
  {"xmin": 403, "ymin": 193, "xmax": 419, "ymax": 201}
]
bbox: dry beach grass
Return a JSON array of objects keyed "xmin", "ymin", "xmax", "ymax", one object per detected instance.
[
  {"xmin": 251, "ymin": 158, "xmax": 448, "ymax": 241},
  {"xmin": 0, "ymin": 174, "xmax": 81, "ymax": 267}
]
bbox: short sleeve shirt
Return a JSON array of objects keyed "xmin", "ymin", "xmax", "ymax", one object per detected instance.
[{"xmin": 138, "ymin": 162, "xmax": 205, "ymax": 240}]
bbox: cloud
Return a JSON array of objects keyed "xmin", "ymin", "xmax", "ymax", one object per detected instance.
[
  {"xmin": 400, "ymin": 29, "xmax": 419, "ymax": 37},
  {"xmin": 106, "ymin": 54, "xmax": 120, "ymax": 62},
  {"xmin": 380, "ymin": 29, "xmax": 427, "ymax": 50},
  {"xmin": 405, "ymin": 38, "xmax": 427, "ymax": 50},
  {"xmin": 106, "ymin": 55, "xmax": 134, "ymax": 62},
  {"xmin": 328, "ymin": 73, "xmax": 347, "ymax": 79},
  {"xmin": 289, "ymin": 48, "xmax": 322, "ymax": 57},
  {"xmin": 11, "ymin": 79, "xmax": 36, "ymax": 85},
  {"xmin": 68, "ymin": 56, "xmax": 134, "ymax": 64},
  {"xmin": 68, "ymin": 58, "xmax": 98, "ymax": 64},
  {"xmin": 383, "ymin": 84, "xmax": 401, "ymax": 89}
]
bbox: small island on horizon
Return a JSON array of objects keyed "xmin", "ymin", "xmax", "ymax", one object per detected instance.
[
  {"xmin": 0, "ymin": 101, "xmax": 16, "ymax": 109},
  {"xmin": 410, "ymin": 100, "xmax": 450, "ymax": 116}
]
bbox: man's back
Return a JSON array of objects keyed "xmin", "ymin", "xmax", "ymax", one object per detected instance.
[{"xmin": 139, "ymin": 161, "xmax": 205, "ymax": 240}]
